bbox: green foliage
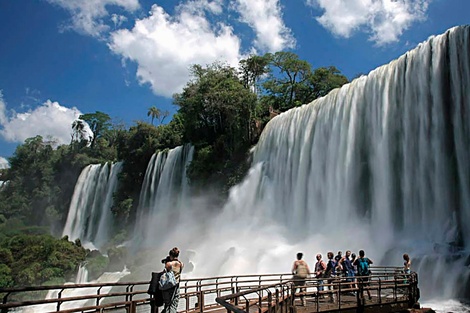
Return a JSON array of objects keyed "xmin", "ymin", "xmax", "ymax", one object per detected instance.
[
  {"xmin": 86, "ymin": 254, "xmax": 109, "ymax": 281},
  {"xmin": 147, "ymin": 106, "xmax": 170, "ymax": 125},
  {"xmin": 79, "ymin": 111, "xmax": 112, "ymax": 147},
  {"xmin": 256, "ymin": 52, "xmax": 349, "ymax": 120},
  {"xmin": 0, "ymin": 264, "xmax": 13, "ymax": 288},
  {"xmin": 0, "ymin": 230, "xmax": 86, "ymax": 287},
  {"xmin": 174, "ymin": 62, "xmax": 257, "ymax": 186}
]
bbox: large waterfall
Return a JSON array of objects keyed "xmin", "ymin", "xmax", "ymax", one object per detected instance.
[
  {"xmin": 135, "ymin": 145, "xmax": 194, "ymax": 247},
  {"xmin": 147, "ymin": 26, "xmax": 470, "ymax": 304},
  {"xmin": 233, "ymin": 25, "xmax": 470, "ymax": 299},
  {"xmin": 62, "ymin": 162, "xmax": 123, "ymax": 250}
]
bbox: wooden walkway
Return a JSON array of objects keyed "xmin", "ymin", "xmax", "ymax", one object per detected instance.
[{"xmin": 0, "ymin": 267, "xmax": 419, "ymax": 313}]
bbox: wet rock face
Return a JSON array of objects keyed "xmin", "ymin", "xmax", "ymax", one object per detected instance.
[{"xmin": 106, "ymin": 246, "xmax": 128, "ymax": 272}]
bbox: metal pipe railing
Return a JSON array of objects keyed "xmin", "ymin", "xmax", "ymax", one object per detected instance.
[{"xmin": 0, "ymin": 267, "xmax": 417, "ymax": 313}]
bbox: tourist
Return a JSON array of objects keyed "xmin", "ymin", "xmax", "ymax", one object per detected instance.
[
  {"xmin": 314, "ymin": 253, "xmax": 327, "ymax": 294},
  {"xmin": 353, "ymin": 250, "xmax": 373, "ymax": 300},
  {"xmin": 292, "ymin": 252, "xmax": 310, "ymax": 306},
  {"xmin": 338, "ymin": 250, "xmax": 355, "ymax": 290},
  {"xmin": 350, "ymin": 253, "xmax": 357, "ymax": 274},
  {"xmin": 162, "ymin": 247, "xmax": 184, "ymax": 313},
  {"xmin": 403, "ymin": 253, "xmax": 411, "ymax": 274},
  {"xmin": 403, "ymin": 253, "xmax": 411, "ymax": 283},
  {"xmin": 324, "ymin": 252, "xmax": 337, "ymax": 303},
  {"xmin": 334, "ymin": 251, "xmax": 342, "ymax": 263}
]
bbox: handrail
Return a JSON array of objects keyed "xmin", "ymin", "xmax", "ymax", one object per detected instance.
[
  {"xmin": 215, "ymin": 269, "xmax": 419, "ymax": 313},
  {"xmin": 0, "ymin": 267, "xmax": 418, "ymax": 313}
]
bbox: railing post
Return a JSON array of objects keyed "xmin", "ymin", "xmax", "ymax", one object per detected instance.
[
  {"xmin": 129, "ymin": 300, "xmax": 137, "ymax": 313},
  {"xmin": 57, "ymin": 288, "xmax": 64, "ymax": 311},
  {"xmin": 259, "ymin": 290, "xmax": 262, "ymax": 313},
  {"xmin": 2, "ymin": 292, "xmax": 10, "ymax": 313},
  {"xmin": 97, "ymin": 286, "xmax": 103, "ymax": 307},
  {"xmin": 378, "ymin": 278, "xmax": 382, "ymax": 304},
  {"xmin": 275, "ymin": 288, "xmax": 279, "ymax": 313},
  {"xmin": 199, "ymin": 290, "xmax": 204, "ymax": 313},
  {"xmin": 337, "ymin": 277, "xmax": 341, "ymax": 310},
  {"xmin": 268, "ymin": 291, "xmax": 272, "ymax": 313},
  {"xmin": 394, "ymin": 275, "xmax": 398, "ymax": 302}
]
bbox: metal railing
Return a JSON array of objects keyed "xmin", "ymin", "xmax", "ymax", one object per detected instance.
[
  {"xmin": 0, "ymin": 267, "xmax": 418, "ymax": 313},
  {"xmin": 216, "ymin": 267, "xmax": 419, "ymax": 313}
]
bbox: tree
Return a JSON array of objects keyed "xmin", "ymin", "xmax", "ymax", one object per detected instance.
[
  {"xmin": 147, "ymin": 106, "xmax": 170, "ymax": 125},
  {"xmin": 261, "ymin": 52, "xmax": 313, "ymax": 111},
  {"xmin": 306, "ymin": 66, "xmax": 349, "ymax": 100},
  {"xmin": 174, "ymin": 62, "xmax": 257, "ymax": 185},
  {"xmin": 79, "ymin": 112, "xmax": 111, "ymax": 147},
  {"xmin": 239, "ymin": 55, "xmax": 271, "ymax": 142},
  {"xmin": 147, "ymin": 106, "xmax": 160, "ymax": 125},
  {"xmin": 239, "ymin": 55, "xmax": 271, "ymax": 94},
  {"xmin": 174, "ymin": 62, "xmax": 256, "ymax": 157}
]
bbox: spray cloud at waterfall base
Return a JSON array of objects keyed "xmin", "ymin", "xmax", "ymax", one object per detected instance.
[{"xmin": 60, "ymin": 26, "xmax": 470, "ymax": 311}]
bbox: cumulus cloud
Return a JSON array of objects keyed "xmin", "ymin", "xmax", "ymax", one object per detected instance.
[
  {"xmin": 307, "ymin": 0, "xmax": 430, "ymax": 45},
  {"xmin": 109, "ymin": 3, "xmax": 242, "ymax": 97},
  {"xmin": 0, "ymin": 100, "xmax": 82, "ymax": 146},
  {"xmin": 234, "ymin": 0, "xmax": 295, "ymax": 52},
  {"xmin": 46, "ymin": 0, "xmax": 140, "ymax": 38},
  {"xmin": 0, "ymin": 91, "xmax": 7, "ymax": 125},
  {"xmin": 0, "ymin": 157, "xmax": 8, "ymax": 169}
]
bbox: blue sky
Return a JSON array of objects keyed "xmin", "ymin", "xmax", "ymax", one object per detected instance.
[{"xmin": 0, "ymin": 0, "xmax": 469, "ymax": 163}]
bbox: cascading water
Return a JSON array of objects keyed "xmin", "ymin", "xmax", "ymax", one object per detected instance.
[
  {"xmin": 135, "ymin": 145, "xmax": 194, "ymax": 247},
  {"xmin": 137, "ymin": 26, "xmax": 470, "ymax": 309},
  {"xmin": 62, "ymin": 162, "xmax": 123, "ymax": 250}
]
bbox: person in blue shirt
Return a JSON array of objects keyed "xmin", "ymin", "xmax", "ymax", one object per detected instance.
[{"xmin": 338, "ymin": 250, "xmax": 355, "ymax": 291}]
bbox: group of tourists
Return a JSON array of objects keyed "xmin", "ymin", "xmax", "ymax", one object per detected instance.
[
  {"xmin": 291, "ymin": 250, "xmax": 411, "ymax": 304},
  {"xmin": 150, "ymin": 247, "xmax": 411, "ymax": 311}
]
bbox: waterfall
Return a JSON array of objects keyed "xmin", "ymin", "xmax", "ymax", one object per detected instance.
[
  {"xmin": 62, "ymin": 162, "xmax": 123, "ymax": 250},
  {"xmin": 151, "ymin": 26, "xmax": 470, "ymax": 304},
  {"xmin": 135, "ymin": 145, "xmax": 194, "ymax": 246}
]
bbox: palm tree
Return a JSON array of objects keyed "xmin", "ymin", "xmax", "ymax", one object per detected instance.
[{"xmin": 147, "ymin": 106, "xmax": 161, "ymax": 125}]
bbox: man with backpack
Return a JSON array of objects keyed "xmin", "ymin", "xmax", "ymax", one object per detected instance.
[
  {"xmin": 353, "ymin": 250, "xmax": 373, "ymax": 300},
  {"xmin": 292, "ymin": 252, "xmax": 311, "ymax": 306}
]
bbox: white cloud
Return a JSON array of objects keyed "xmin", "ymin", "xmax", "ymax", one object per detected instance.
[
  {"xmin": 0, "ymin": 100, "xmax": 82, "ymax": 146},
  {"xmin": 0, "ymin": 91, "xmax": 7, "ymax": 125},
  {"xmin": 0, "ymin": 157, "xmax": 8, "ymax": 169},
  {"xmin": 234, "ymin": 0, "xmax": 295, "ymax": 52},
  {"xmin": 111, "ymin": 14, "xmax": 128, "ymax": 29},
  {"xmin": 307, "ymin": 0, "xmax": 430, "ymax": 45},
  {"xmin": 46, "ymin": 0, "xmax": 140, "ymax": 38},
  {"xmin": 109, "ymin": 3, "xmax": 242, "ymax": 97}
]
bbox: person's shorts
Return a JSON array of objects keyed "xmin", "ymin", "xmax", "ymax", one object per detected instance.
[
  {"xmin": 357, "ymin": 276, "xmax": 370, "ymax": 285},
  {"xmin": 346, "ymin": 271, "xmax": 355, "ymax": 281}
]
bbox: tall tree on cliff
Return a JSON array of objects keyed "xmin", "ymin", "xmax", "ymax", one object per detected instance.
[{"xmin": 173, "ymin": 62, "xmax": 257, "ymax": 183}]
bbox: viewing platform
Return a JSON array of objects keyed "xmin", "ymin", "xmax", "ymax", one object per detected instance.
[{"xmin": 0, "ymin": 266, "xmax": 419, "ymax": 313}]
